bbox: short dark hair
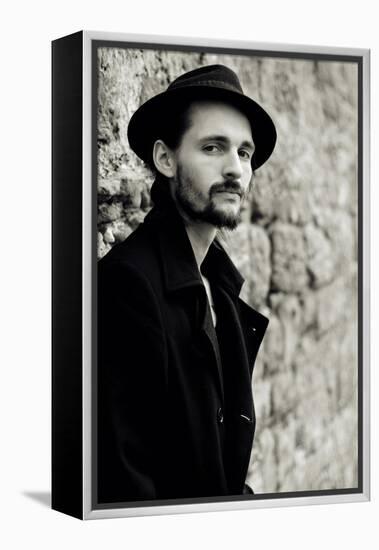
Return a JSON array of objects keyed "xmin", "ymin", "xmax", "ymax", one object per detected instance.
[
  {"xmin": 148, "ymin": 101, "xmax": 194, "ymax": 206},
  {"xmin": 147, "ymin": 101, "xmax": 193, "ymax": 168}
]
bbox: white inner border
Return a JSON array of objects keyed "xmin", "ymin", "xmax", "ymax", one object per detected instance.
[{"xmin": 82, "ymin": 30, "xmax": 370, "ymax": 520}]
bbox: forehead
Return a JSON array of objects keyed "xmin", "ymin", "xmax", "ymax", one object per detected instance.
[{"xmin": 184, "ymin": 100, "xmax": 253, "ymax": 142}]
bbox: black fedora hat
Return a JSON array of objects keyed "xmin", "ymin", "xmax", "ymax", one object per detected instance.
[{"xmin": 127, "ymin": 64, "xmax": 277, "ymax": 170}]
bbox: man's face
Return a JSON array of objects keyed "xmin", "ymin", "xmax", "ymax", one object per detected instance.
[{"xmin": 169, "ymin": 100, "xmax": 255, "ymax": 229}]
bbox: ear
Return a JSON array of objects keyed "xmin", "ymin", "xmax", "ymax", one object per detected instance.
[{"xmin": 152, "ymin": 140, "xmax": 176, "ymax": 178}]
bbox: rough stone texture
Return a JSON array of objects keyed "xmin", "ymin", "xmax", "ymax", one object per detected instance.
[
  {"xmin": 270, "ymin": 223, "xmax": 309, "ymax": 292},
  {"xmin": 97, "ymin": 47, "xmax": 358, "ymax": 494}
]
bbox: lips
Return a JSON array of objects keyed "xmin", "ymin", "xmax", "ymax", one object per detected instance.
[
  {"xmin": 215, "ymin": 190, "xmax": 241, "ymax": 197},
  {"xmin": 210, "ymin": 181, "xmax": 244, "ymax": 200}
]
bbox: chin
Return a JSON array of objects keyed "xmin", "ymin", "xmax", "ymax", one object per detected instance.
[{"xmin": 204, "ymin": 205, "xmax": 242, "ymax": 230}]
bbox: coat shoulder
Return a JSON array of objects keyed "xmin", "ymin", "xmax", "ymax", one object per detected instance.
[{"xmin": 99, "ymin": 222, "xmax": 161, "ymax": 276}]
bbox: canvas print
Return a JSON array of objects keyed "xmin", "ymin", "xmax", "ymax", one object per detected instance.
[{"xmin": 94, "ymin": 42, "xmax": 361, "ymax": 508}]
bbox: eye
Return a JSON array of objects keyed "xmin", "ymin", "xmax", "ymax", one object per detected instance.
[
  {"xmin": 203, "ymin": 144, "xmax": 222, "ymax": 153},
  {"xmin": 239, "ymin": 149, "xmax": 252, "ymax": 160}
]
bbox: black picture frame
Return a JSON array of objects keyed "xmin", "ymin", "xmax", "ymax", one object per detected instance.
[{"xmin": 52, "ymin": 30, "xmax": 370, "ymax": 520}]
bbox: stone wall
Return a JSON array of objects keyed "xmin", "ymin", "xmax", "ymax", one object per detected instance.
[{"xmin": 97, "ymin": 46, "xmax": 358, "ymax": 494}]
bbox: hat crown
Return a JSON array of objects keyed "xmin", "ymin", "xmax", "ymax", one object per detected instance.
[{"xmin": 168, "ymin": 64, "xmax": 244, "ymax": 94}]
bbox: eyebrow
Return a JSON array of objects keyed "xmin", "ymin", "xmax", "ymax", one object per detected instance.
[{"xmin": 199, "ymin": 134, "xmax": 255, "ymax": 151}]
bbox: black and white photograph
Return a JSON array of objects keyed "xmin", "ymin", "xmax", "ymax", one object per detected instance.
[{"xmin": 92, "ymin": 37, "xmax": 366, "ymax": 512}]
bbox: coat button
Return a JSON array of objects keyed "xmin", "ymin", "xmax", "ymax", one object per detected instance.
[{"xmin": 217, "ymin": 407, "xmax": 224, "ymax": 424}]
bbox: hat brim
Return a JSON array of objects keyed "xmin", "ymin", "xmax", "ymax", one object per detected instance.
[{"xmin": 127, "ymin": 85, "xmax": 277, "ymax": 170}]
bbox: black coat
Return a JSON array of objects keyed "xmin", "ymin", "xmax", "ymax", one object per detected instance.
[{"xmin": 97, "ymin": 201, "xmax": 269, "ymax": 504}]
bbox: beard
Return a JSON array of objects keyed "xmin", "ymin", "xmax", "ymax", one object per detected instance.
[{"xmin": 174, "ymin": 164, "xmax": 247, "ymax": 230}]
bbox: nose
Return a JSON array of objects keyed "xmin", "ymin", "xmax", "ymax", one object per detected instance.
[{"xmin": 222, "ymin": 149, "xmax": 243, "ymax": 180}]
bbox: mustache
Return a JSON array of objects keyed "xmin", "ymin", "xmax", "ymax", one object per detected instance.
[{"xmin": 210, "ymin": 180, "xmax": 244, "ymax": 197}]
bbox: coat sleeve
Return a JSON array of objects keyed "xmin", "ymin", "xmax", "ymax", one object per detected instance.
[{"xmin": 97, "ymin": 259, "xmax": 168, "ymax": 503}]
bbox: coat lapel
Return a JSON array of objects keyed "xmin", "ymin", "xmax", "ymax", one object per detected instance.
[
  {"xmin": 215, "ymin": 287, "xmax": 252, "ymax": 412},
  {"xmin": 237, "ymin": 298, "xmax": 269, "ymax": 375},
  {"xmin": 200, "ymin": 296, "xmax": 225, "ymax": 401}
]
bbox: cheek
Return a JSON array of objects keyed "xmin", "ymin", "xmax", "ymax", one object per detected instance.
[
  {"xmin": 243, "ymin": 166, "xmax": 253, "ymax": 185},
  {"xmin": 184, "ymin": 164, "xmax": 211, "ymax": 194},
  {"xmin": 178, "ymin": 165, "xmax": 206, "ymax": 200}
]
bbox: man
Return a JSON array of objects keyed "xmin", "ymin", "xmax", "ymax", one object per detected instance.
[{"xmin": 97, "ymin": 64, "xmax": 276, "ymax": 504}]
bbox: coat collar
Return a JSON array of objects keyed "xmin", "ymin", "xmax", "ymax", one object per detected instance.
[{"xmin": 143, "ymin": 201, "xmax": 244, "ymax": 297}]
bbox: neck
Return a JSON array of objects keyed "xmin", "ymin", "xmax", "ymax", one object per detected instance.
[
  {"xmin": 185, "ymin": 222, "xmax": 217, "ymax": 269},
  {"xmin": 157, "ymin": 186, "xmax": 217, "ymax": 269},
  {"xmin": 176, "ymin": 206, "xmax": 217, "ymax": 269}
]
